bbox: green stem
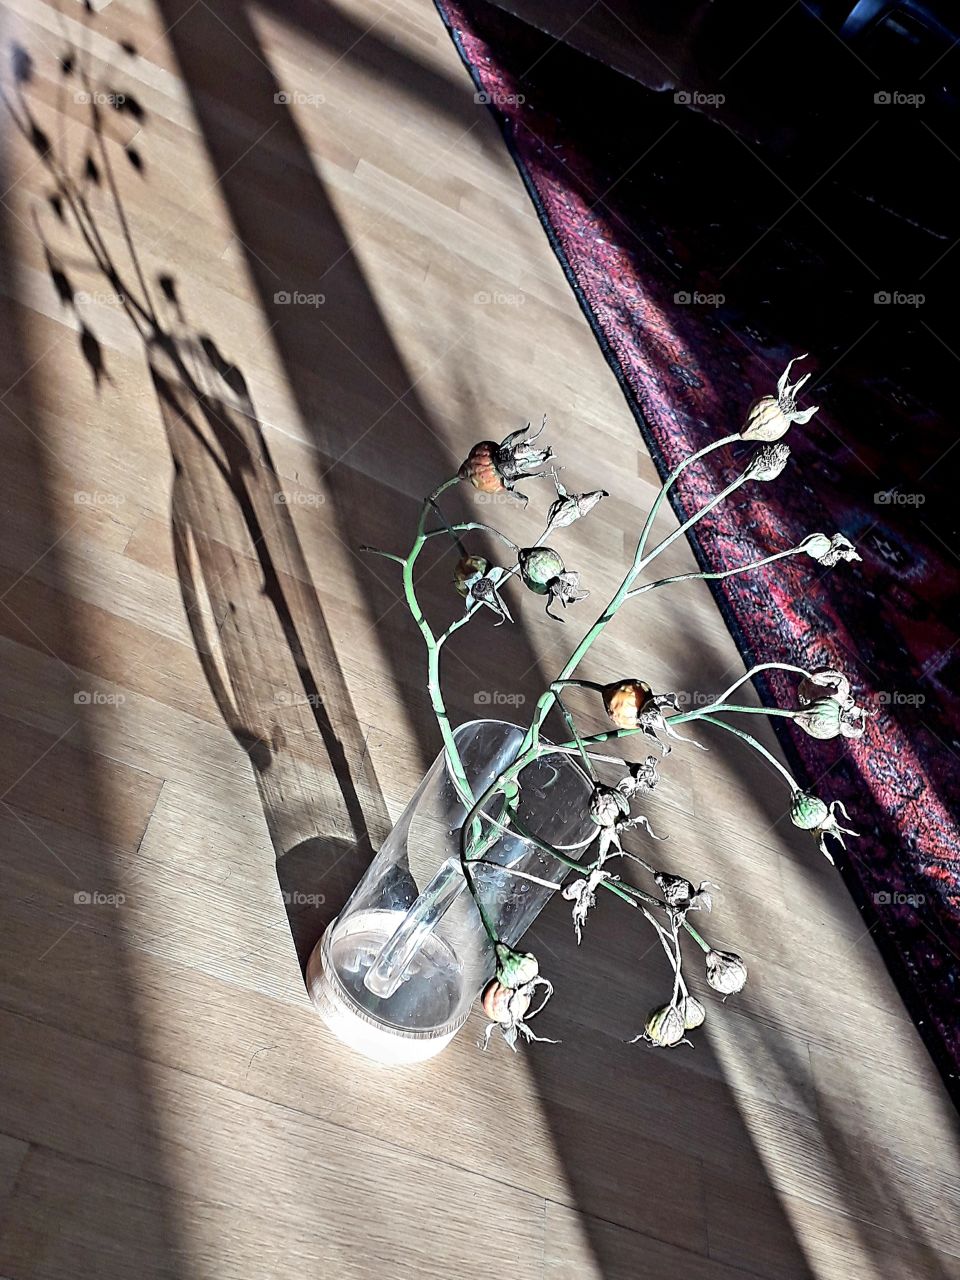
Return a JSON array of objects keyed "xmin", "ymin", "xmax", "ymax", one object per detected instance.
[
  {"xmin": 627, "ymin": 545, "xmax": 805, "ymax": 598},
  {"xmin": 423, "ymin": 522, "xmax": 520, "ymax": 553},
  {"xmin": 672, "ymin": 704, "xmax": 801, "ymax": 721},
  {"xmin": 692, "ymin": 713, "xmax": 800, "ymax": 791},
  {"xmin": 635, "ymin": 433, "xmax": 741, "ymax": 562},
  {"xmin": 401, "ymin": 478, "xmax": 473, "ymax": 811}
]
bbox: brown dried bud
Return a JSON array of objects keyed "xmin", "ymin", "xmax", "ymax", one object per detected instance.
[
  {"xmin": 481, "ymin": 979, "xmax": 531, "ymax": 1025},
  {"xmin": 602, "ymin": 679, "xmax": 653, "ymax": 730},
  {"xmin": 458, "ymin": 441, "xmax": 504, "ymax": 493}
]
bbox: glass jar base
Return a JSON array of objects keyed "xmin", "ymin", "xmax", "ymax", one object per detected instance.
[{"xmin": 307, "ymin": 914, "xmax": 466, "ymax": 1065}]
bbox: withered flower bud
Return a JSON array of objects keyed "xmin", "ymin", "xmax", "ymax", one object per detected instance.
[
  {"xmin": 589, "ymin": 784, "xmax": 631, "ymax": 829},
  {"xmin": 798, "ymin": 667, "xmax": 852, "ymax": 708},
  {"xmin": 802, "ymin": 532, "xmax": 860, "ymax": 566},
  {"xmin": 460, "ymin": 421, "xmax": 554, "ymax": 505},
  {"xmin": 740, "ymin": 354, "xmax": 818, "ymax": 441},
  {"xmin": 746, "ymin": 441, "xmax": 791, "ymax": 482},
  {"xmin": 469, "ymin": 575, "xmax": 513, "ymax": 626},
  {"xmin": 705, "ymin": 948, "xmax": 747, "ymax": 995},
  {"xmin": 546, "ymin": 476, "xmax": 608, "ymax": 531},
  {"xmin": 616, "ymin": 756, "xmax": 661, "ymax": 799},
  {"xmin": 639, "ymin": 1003, "xmax": 687, "ymax": 1047},
  {"xmin": 839, "ymin": 703, "xmax": 870, "ymax": 739},
  {"xmin": 655, "ymin": 872, "xmax": 713, "ymax": 914},
  {"xmin": 453, "ymin": 554, "xmax": 491, "ymax": 598},
  {"xmin": 680, "ymin": 995, "xmax": 706, "ymax": 1029}
]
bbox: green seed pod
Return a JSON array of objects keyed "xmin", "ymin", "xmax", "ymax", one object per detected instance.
[
  {"xmin": 795, "ymin": 697, "xmax": 843, "ymax": 740},
  {"xmin": 494, "ymin": 942, "xmax": 539, "ymax": 990},
  {"xmin": 790, "ymin": 791, "xmax": 830, "ymax": 830},
  {"xmin": 518, "ymin": 546, "xmax": 564, "ymax": 595}
]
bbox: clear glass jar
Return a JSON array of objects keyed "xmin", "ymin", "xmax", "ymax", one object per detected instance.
[{"xmin": 307, "ymin": 719, "xmax": 593, "ymax": 1063}]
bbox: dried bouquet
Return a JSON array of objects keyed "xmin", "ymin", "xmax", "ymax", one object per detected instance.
[{"xmin": 364, "ymin": 357, "xmax": 867, "ymax": 1051}]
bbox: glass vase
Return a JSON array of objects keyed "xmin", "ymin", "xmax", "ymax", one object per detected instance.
[{"xmin": 307, "ymin": 719, "xmax": 593, "ymax": 1063}]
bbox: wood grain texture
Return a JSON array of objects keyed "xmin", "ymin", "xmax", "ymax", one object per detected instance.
[{"xmin": 0, "ymin": 1, "xmax": 957, "ymax": 1277}]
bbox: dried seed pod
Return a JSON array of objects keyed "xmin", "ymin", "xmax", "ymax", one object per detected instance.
[
  {"xmin": 481, "ymin": 979, "xmax": 531, "ymax": 1025},
  {"xmin": 803, "ymin": 532, "xmax": 860, "ymax": 566},
  {"xmin": 518, "ymin": 546, "xmax": 565, "ymax": 595},
  {"xmin": 740, "ymin": 354, "xmax": 818, "ymax": 441},
  {"xmin": 705, "ymin": 948, "xmax": 747, "ymax": 995},
  {"xmin": 746, "ymin": 441, "xmax": 791, "ymax": 482},
  {"xmin": 680, "ymin": 995, "xmax": 706, "ymax": 1030},
  {"xmin": 602, "ymin": 679, "xmax": 653, "ymax": 730},
  {"xmin": 798, "ymin": 668, "xmax": 852, "ymax": 707},
  {"xmin": 453, "ymin": 554, "xmax": 491, "ymax": 598},
  {"xmin": 458, "ymin": 441, "xmax": 504, "ymax": 493},
  {"xmin": 794, "ymin": 697, "xmax": 844, "ymax": 740},
  {"xmin": 790, "ymin": 791, "xmax": 830, "ymax": 831},
  {"xmin": 642, "ymin": 1004, "xmax": 687, "ymax": 1047}
]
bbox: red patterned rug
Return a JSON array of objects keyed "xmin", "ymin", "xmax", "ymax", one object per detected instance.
[{"xmin": 436, "ymin": 0, "xmax": 960, "ymax": 1101}]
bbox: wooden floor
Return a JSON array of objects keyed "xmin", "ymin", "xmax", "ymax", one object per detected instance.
[{"xmin": 0, "ymin": 1, "xmax": 958, "ymax": 1276}]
